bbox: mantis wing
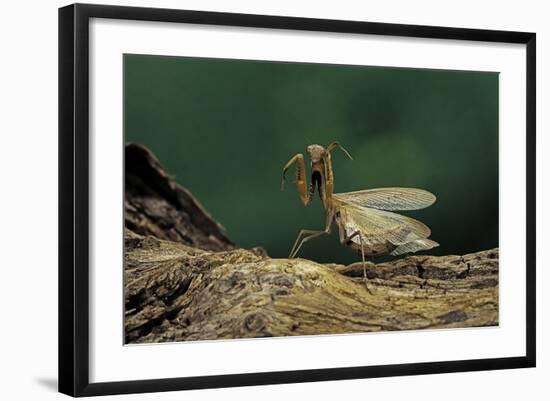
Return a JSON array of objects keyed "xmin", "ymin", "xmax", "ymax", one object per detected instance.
[
  {"xmin": 333, "ymin": 187, "xmax": 436, "ymax": 211},
  {"xmin": 390, "ymin": 238, "xmax": 439, "ymax": 256},
  {"xmin": 336, "ymin": 201, "xmax": 432, "ymax": 247}
]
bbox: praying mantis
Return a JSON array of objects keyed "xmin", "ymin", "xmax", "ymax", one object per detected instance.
[{"xmin": 281, "ymin": 141, "xmax": 438, "ymax": 287}]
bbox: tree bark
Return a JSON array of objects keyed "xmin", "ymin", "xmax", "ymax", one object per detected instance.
[
  {"xmin": 124, "ymin": 144, "xmax": 498, "ymax": 344},
  {"xmin": 125, "ymin": 143, "xmax": 233, "ymax": 251}
]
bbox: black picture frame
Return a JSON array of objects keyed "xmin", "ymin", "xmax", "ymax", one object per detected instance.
[{"xmin": 59, "ymin": 3, "xmax": 536, "ymax": 397}]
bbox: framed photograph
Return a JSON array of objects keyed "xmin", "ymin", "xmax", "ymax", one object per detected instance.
[{"xmin": 59, "ymin": 3, "xmax": 536, "ymax": 397}]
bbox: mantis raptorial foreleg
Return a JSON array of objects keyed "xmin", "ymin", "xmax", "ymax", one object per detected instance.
[
  {"xmin": 337, "ymin": 224, "xmax": 371, "ymax": 294},
  {"xmin": 323, "ymin": 142, "xmax": 353, "ymax": 199},
  {"xmin": 281, "ymin": 153, "xmax": 312, "ymax": 207},
  {"xmin": 288, "ymin": 211, "xmax": 334, "ymax": 259}
]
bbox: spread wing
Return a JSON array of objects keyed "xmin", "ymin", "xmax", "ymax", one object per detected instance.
[
  {"xmin": 336, "ymin": 201, "xmax": 432, "ymax": 247},
  {"xmin": 333, "ymin": 187, "xmax": 436, "ymax": 211}
]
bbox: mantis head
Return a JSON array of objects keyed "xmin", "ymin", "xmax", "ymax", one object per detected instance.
[
  {"xmin": 281, "ymin": 141, "xmax": 353, "ymax": 192},
  {"xmin": 306, "ymin": 142, "xmax": 353, "ymax": 163},
  {"xmin": 306, "ymin": 144, "xmax": 326, "ymax": 163}
]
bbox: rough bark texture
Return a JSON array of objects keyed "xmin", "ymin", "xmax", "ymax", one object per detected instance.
[
  {"xmin": 125, "ymin": 143, "xmax": 233, "ymax": 251},
  {"xmin": 124, "ymin": 144, "xmax": 499, "ymax": 344}
]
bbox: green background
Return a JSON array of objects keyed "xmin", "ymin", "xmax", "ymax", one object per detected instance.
[{"xmin": 124, "ymin": 54, "xmax": 499, "ymax": 264}]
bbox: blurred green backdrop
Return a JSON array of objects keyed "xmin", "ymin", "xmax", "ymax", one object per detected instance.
[{"xmin": 124, "ymin": 54, "xmax": 499, "ymax": 264}]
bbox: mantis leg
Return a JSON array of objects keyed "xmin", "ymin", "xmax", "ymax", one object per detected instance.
[
  {"xmin": 289, "ymin": 229, "xmax": 326, "ymax": 259},
  {"xmin": 289, "ymin": 211, "xmax": 334, "ymax": 258},
  {"xmin": 322, "ymin": 142, "xmax": 352, "ymax": 199},
  {"xmin": 337, "ymin": 225, "xmax": 371, "ymax": 293},
  {"xmin": 281, "ymin": 153, "xmax": 312, "ymax": 207}
]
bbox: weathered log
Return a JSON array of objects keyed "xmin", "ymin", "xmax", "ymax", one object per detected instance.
[
  {"xmin": 123, "ymin": 144, "xmax": 498, "ymax": 344},
  {"xmin": 125, "ymin": 143, "xmax": 233, "ymax": 251}
]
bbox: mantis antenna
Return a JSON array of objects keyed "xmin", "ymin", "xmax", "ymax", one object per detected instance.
[{"xmin": 326, "ymin": 141, "xmax": 353, "ymax": 160}]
